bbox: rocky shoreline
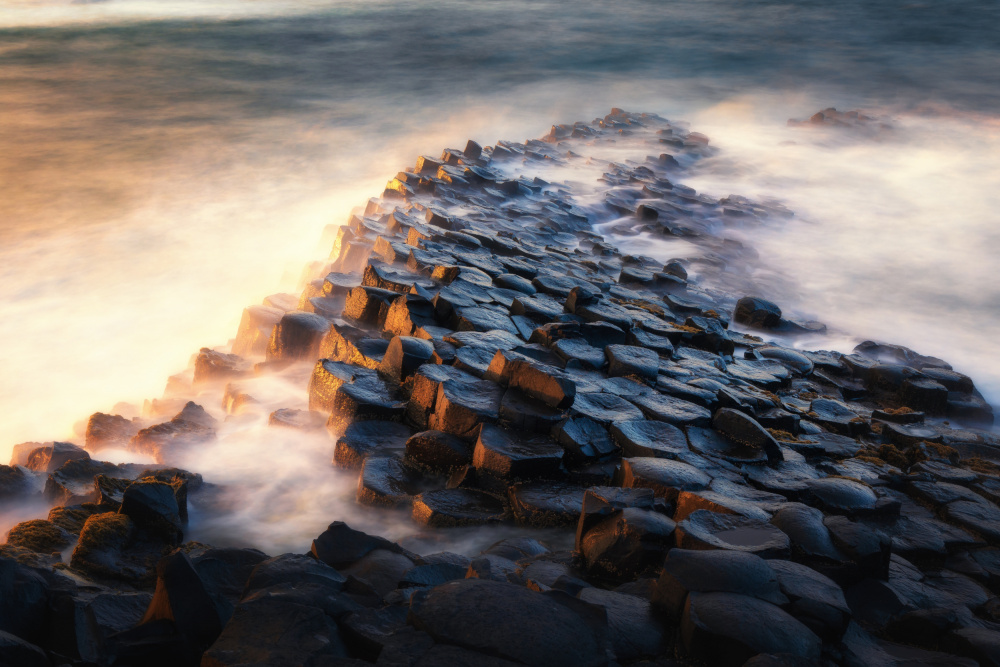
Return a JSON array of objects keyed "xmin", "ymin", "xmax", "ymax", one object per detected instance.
[{"xmin": 2, "ymin": 108, "xmax": 1000, "ymax": 666}]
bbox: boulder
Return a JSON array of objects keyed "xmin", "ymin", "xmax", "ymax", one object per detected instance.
[
  {"xmin": 86, "ymin": 413, "xmax": 140, "ymax": 451},
  {"xmin": 408, "ymin": 579, "xmax": 610, "ymax": 667},
  {"xmin": 676, "ymin": 509, "xmax": 791, "ymax": 558},
  {"xmin": 734, "ymin": 296, "xmax": 782, "ymax": 329},
  {"xmin": 265, "ymin": 310, "xmax": 329, "ymax": 361}
]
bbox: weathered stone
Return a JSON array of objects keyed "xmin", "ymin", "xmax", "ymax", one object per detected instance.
[
  {"xmin": 473, "ymin": 424, "xmax": 563, "ymax": 480},
  {"xmin": 767, "ymin": 559, "xmax": 851, "ymax": 642},
  {"xmin": 120, "ymin": 480, "xmax": 183, "ymax": 543},
  {"xmin": 509, "ymin": 482, "xmax": 586, "ymax": 526},
  {"xmin": 406, "ymin": 364, "xmax": 478, "ymax": 429},
  {"xmin": 429, "ymin": 373, "xmax": 504, "ymax": 438},
  {"xmin": 404, "ymin": 430, "xmax": 474, "ymax": 472},
  {"xmin": 499, "ymin": 388, "xmax": 565, "ymax": 433},
  {"xmin": 581, "ymin": 507, "xmax": 676, "ymax": 582},
  {"xmin": 652, "ymin": 548, "xmax": 787, "ymax": 620},
  {"xmin": 377, "ymin": 336, "xmax": 434, "ymax": 383},
  {"xmin": 267, "ymin": 408, "xmax": 325, "ymax": 431},
  {"xmin": 232, "ymin": 304, "xmax": 283, "ymax": 356},
  {"xmin": 681, "ymin": 591, "xmax": 822, "ymax": 665},
  {"xmin": 357, "ymin": 457, "xmax": 425, "ymax": 508},
  {"xmin": 24, "ymin": 440, "xmax": 89, "ymax": 473},
  {"xmin": 552, "ymin": 416, "xmax": 617, "ymax": 464},
  {"xmin": 129, "ymin": 402, "xmax": 216, "ymax": 463},
  {"xmin": 734, "ymin": 296, "xmax": 783, "ymax": 329},
  {"xmin": 334, "ymin": 420, "xmax": 412, "ymax": 469},
  {"xmin": 408, "ymin": 579, "xmax": 609, "ymax": 667},
  {"xmin": 676, "ymin": 509, "xmax": 791, "ymax": 557},
  {"xmin": 86, "ymin": 413, "xmax": 140, "ymax": 451},
  {"xmin": 578, "ymin": 587, "xmax": 666, "ymax": 661},
  {"xmin": 412, "ymin": 488, "xmax": 507, "ymax": 527},
  {"xmin": 610, "ymin": 419, "xmax": 688, "ymax": 459},
  {"xmin": 802, "ymin": 477, "xmax": 879, "ymax": 515},
  {"xmin": 627, "ymin": 391, "xmax": 712, "ymax": 427},
  {"xmin": 570, "ymin": 393, "xmax": 644, "ymax": 425},
  {"xmin": 310, "ymin": 521, "xmax": 406, "ymax": 570},
  {"xmin": 265, "ymin": 310, "xmax": 329, "ymax": 361},
  {"xmin": 620, "ymin": 457, "xmax": 711, "ymax": 501},
  {"xmin": 712, "ymin": 408, "xmax": 783, "ymax": 463}
]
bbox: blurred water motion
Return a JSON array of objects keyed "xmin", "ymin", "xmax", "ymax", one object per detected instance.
[{"xmin": 1, "ymin": 0, "xmax": 999, "ymax": 550}]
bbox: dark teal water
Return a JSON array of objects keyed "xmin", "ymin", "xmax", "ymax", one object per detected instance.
[{"xmin": 1, "ymin": 0, "xmax": 998, "ymax": 448}]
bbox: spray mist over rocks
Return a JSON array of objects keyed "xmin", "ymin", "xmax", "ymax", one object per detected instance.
[{"xmin": 3, "ymin": 106, "xmax": 1000, "ymax": 666}]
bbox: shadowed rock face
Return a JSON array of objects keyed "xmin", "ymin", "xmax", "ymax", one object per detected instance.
[{"xmin": 5, "ymin": 107, "xmax": 1000, "ymax": 667}]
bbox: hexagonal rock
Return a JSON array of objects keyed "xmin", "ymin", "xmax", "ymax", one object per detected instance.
[
  {"xmin": 580, "ymin": 507, "xmax": 676, "ymax": 582},
  {"xmin": 733, "ymin": 296, "xmax": 782, "ymax": 329},
  {"xmin": 85, "ymin": 413, "xmax": 140, "ymax": 452},
  {"xmin": 801, "ymin": 478, "xmax": 879, "ymax": 515},
  {"xmin": 681, "ymin": 591, "xmax": 822, "ymax": 665},
  {"xmin": 24, "ymin": 441, "xmax": 89, "ymax": 473},
  {"xmin": 685, "ymin": 426, "xmax": 769, "ymax": 465},
  {"xmin": 343, "ymin": 285, "xmax": 397, "ymax": 327},
  {"xmin": 499, "ymin": 388, "xmax": 565, "ymax": 433},
  {"xmin": 610, "ymin": 420, "xmax": 688, "ymax": 459},
  {"xmin": 500, "ymin": 355, "xmax": 577, "ymax": 409},
  {"xmin": 428, "ymin": 374, "xmax": 504, "ymax": 439},
  {"xmin": 356, "ymin": 457, "xmax": 425, "ymax": 508},
  {"xmin": 552, "ymin": 416, "xmax": 618, "ymax": 465},
  {"xmin": 620, "ymin": 457, "xmax": 711, "ymax": 501},
  {"xmin": 627, "ymin": 392, "xmax": 712, "ymax": 428},
  {"xmin": 406, "ymin": 364, "xmax": 479, "ymax": 429},
  {"xmin": 712, "ymin": 408, "xmax": 783, "ymax": 463},
  {"xmin": 265, "ymin": 310, "xmax": 329, "ymax": 362},
  {"xmin": 509, "ymin": 482, "xmax": 586, "ymax": 527},
  {"xmin": 473, "ymin": 424, "xmax": 563, "ymax": 480},
  {"xmin": 308, "ymin": 359, "xmax": 365, "ymax": 413},
  {"xmin": 578, "ymin": 587, "xmax": 667, "ymax": 661},
  {"xmin": 942, "ymin": 501, "xmax": 1000, "ymax": 544},
  {"xmin": 569, "ymin": 393, "xmax": 644, "ymax": 425},
  {"xmin": 412, "ymin": 488, "xmax": 507, "ymax": 527},
  {"xmin": 766, "ymin": 559, "xmax": 851, "ymax": 642},
  {"xmin": 408, "ymin": 579, "xmax": 609, "ymax": 667},
  {"xmin": 552, "ymin": 338, "xmax": 606, "ymax": 369},
  {"xmin": 193, "ymin": 348, "xmax": 252, "ymax": 385},
  {"xmin": 673, "ymin": 490, "xmax": 772, "ymax": 523},
  {"xmin": 120, "ymin": 480, "xmax": 183, "ymax": 543},
  {"xmin": 232, "ymin": 304, "xmax": 284, "ymax": 357},
  {"xmin": 676, "ymin": 509, "xmax": 791, "ymax": 558},
  {"xmin": 404, "ymin": 430, "xmax": 474, "ymax": 472},
  {"xmin": 267, "ymin": 408, "xmax": 326, "ymax": 431},
  {"xmin": 768, "ymin": 503, "xmax": 844, "ymax": 562},
  {"xmin": 377, "ymin": 336, "xmax": 434, "ymax": 383},
  {"xmin": 606, "ymin": 344, "xmax": 660, "ymax": 381},
  {"xmin": 327, "ymin": 372, "xmax": 406, "ymax": 434},
  {"xmin": 651, "ymin": 549, "xmax": 787, "ymax": 621},
  {"xmin": 807, "ymin": 398, "xmax": 868, "ymax": 437},
  {"xmin": 334, "ymin": 421, "xmax": 412, "ymax": 469}
]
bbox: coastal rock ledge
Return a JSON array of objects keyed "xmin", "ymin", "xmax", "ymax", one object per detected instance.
[{"xmin": 2, "ymin": 108, "xmax": 1000, "ymax": 667}]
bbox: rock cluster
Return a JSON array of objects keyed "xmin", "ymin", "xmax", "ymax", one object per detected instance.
[{"xmin": 2, "ymin": 108, "xmax": 1000, "ymax": 666}]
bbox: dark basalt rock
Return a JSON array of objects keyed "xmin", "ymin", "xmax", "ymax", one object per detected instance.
[
  {"xmin": 652, "ymin": 548, "xmax": 787, "ymax": 620},
  {"xmin": 0, "ymin": 464, "xmax": 35, "ymax": 500},
  {"xmin": 85, "ymin": 412, "xmax": 141, "ymax": 451},
  {"xmin": 943, "ymin": 500, "xmax": 1000, "ymax": 543},
  {"xmin": 801, "ymin": 477, "xmax": 879, "ymax": 516},
  {"xmin": 676, "ymin": 509, "xmax": 791, "ymax": 557},
  {"xmin": 70, "ymin": 512, "xmax": 168, "ymax": 587},
  {"xmin": 201, "ymin": 597, "xmax": 348, "ymax": 666},
  {"xmin": 428, "ymin": 373, "xmax": 505, "ymax": 438},
  {"xmin": 344, "ymin": 285, "xmax": 397, "ymax": 326},
  {"xmin": 377, "ymin": 336, "xmax": 434, "ymax": 383},
  {"xmin": 552, "ymin": 416, "xmax": 618, "ymax": 464},
  {"xmin": 681, "ymin": 591, "xmax": 822, "ymax": 665},
  {"xmin": 498, "ymin": 355, "xmax": 577, "ymax": 409},
  {"xmin": 578, "ymin": 587, "xmax": 667, "ymax": 661},
  {"xmin": 734, "ymin": 296, "xmax": 783, "ymax": 329},
  {"xmin": 267, "ymin": 407, "xmax": 326, "ymax": 431},
  {"xmin": 767, "ymin": 559, "xmax": 851, "ymax": 642},
  {"xmin": 473, "ymin": 423, "xmax": 563, "ymax": 480},
  {"xmin": 580, "ymin": 506, "xmax": 676, "ymax": 582},
  {"xmin": 605, "ymin": 344, "xmax": 659, "ymax": 381},
  {"xmin": 404, "ymin": 430, "xmax": 474, "ymax": 472},
  {"xmin": 686, "ymin": 426, "xmax": 769, "ymax": 464},
  {"xmin": 334, "ymin": 420, "xmax": 412, "ymax": 469},
  {"xmin": 357, "ymin": 456, "xmax": 427, "ymax": 507},
  {"xmin": 119, "ymin": 480, "xmax": 183, "ymax": 543},
  {"xmin": 24, "ymin": 441, "xmax": 89, "ymax": 473},
  {"xmin": 265, "ymin": 310, "xmax": 329, "ymax": 361},
  {"xmin": 193, "ymin": 348, "xmax": 251, "ymax": 385},
  {"xmin": 0, "ymin": 631, "xmax": 48, "ymax": 667},
  {"xmin": 0, "ymin": 558, "xmax": 48, "ymax": 643},
  {"xmin": 570, "ymin": 392, "xmax": 644, "ymax": 425},
  {"xmin": 769, "ymin": 503, "xmax": 844, "ymax": 562},
  {"xmin": 129, "ymin": 402, "xmax": 216, "ymax": 463},
  {"xmin": 509, "ymin": 481, "xmax": 586, "ymax": 526},
  {"xmin": 610, "ymin": 419, "xmax": 688, "ymax": 459},
  {"xmin": 406, "ymin": 364, "xmax": 477, "ymax": 429},
  {"xmin": 412, "ymin": 488, "xmax": 507, "ymax": 526},
  {"xmin": 552, "ymin": 337, "xmax": 607, "ymax": 369},
  {"xmin": 310, "ymin": 521, "xmax": 406, "ymax": 570},
  {"xmin": 408, "ymin": 579, "xmax": 610, "ymax": 667},
  {"xmin": 627, "ymin": 391, "xmax": 712, "ymax": 427},
  {"xmin": 808, "ymin": 398, "xmax": 868, "ymax": 437},
  {"xmin": 500, "ymin": 387, "xmax": 566, "ymax": 433},
  {"xmin": 712, "ymin": 408, "xmax": 783, "ymax": 463},
  {"xmin": 620, "ymin": 457, "xmax": 711, "ymax": 501}
]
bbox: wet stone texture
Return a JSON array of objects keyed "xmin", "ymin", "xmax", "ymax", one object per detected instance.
[{"xmin": 4, "ymin": 108, "xmax": 1000, "ymax": 667}]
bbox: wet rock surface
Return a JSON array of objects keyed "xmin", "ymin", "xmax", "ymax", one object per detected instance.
[{"xmin": 4, "ymin": 108, "xmax": 1000, "ymax": 667}]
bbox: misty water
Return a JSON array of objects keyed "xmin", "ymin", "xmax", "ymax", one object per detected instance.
[{"xmin": 2, "ymin": 0, "xmax": 999, "ymax": 553}]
